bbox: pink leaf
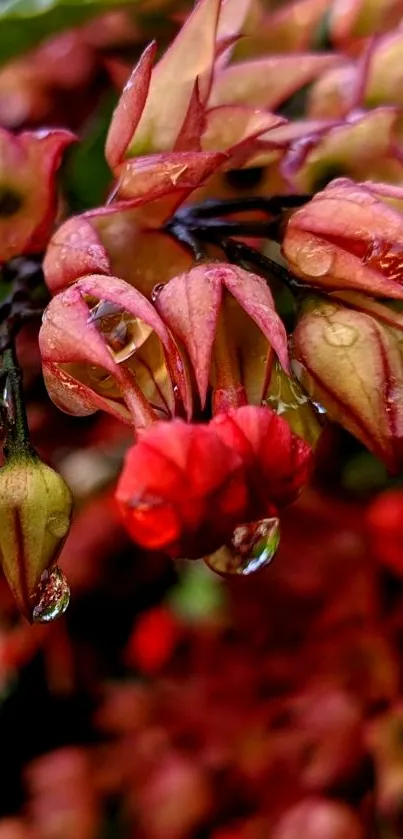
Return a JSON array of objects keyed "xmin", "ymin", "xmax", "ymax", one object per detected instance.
[{"xmin": 105, "ymin": 41, "xmax": 156, "ymax": 170}]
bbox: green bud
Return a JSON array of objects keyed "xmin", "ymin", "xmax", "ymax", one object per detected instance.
[{"xmin": 0, "ymin": 453, "xmax": 73, "ymax": 621}]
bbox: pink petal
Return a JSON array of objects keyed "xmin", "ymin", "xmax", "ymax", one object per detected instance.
[
  {"xmin": 0, "ymin": 128, "xmax": 75, "ymax": 262},
  {"xmin": 174, "ymin": 79, "xmax": 205, "ymax": 152},
  {"xmin": 73, "ymin": 274, "xmax": 192, "ymax": 418},
  {"xmin": 217, "ymin": 0, "xmax": 252, "ymax": 43},
  {"xmin": 283, "ymin": 178, "xmax": 403, "ymax": 298},
  {"xmin": 209, "ymin": 53, "xmax": 343, "ymax": 110},
  {"xmin": 155, "ymin": 265, "xmax": 223, "ymax": 407},
  {"xmin": 115, "ymin": 151, "xmax": 227, "ymax": 203},
  {"xmin": 43, "ymin": 215, "xmax": 111, "ymax": 295},
  {"xmin": 221, "ymin": 265, "xmax": 290, "ymax": 372},
  {"xmin": 202, "ymin": 106, "xmax": 284, "ymax": 153},
  {"xmin": 282, "ymin": 107, "xmax": 402, "ymax": 191},
  {"xmin": 127, "ymin": 0, "xmax": 221, "ymax": 154},
  {"xmin": 105, "ymin": 41, "xmax": 156, "ymax": 170}
]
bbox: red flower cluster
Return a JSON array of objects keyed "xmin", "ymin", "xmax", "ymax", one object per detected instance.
[{"xmin": 116, "ymin": 405, "xmax": 313, "ymax": 559}]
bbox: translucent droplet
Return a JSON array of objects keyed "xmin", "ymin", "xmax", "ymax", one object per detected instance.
[
  {"xmin": 87, "ymin": 300, "xmax": 122, "ymax": 323},
  {"xmin": 324, "ymin": 323, "xmax": 358, "ymax": 348},
  {"xmin": 151, "ymin": 283, "xmax": 165, "ymax": 303},
  {"xmin": 88, "ymin": 301, "xmax": 152, "ymax": 363},
  {"xmin": 205, "ymin": 517, "xmax": 280, "ymax": 577},
  {"xmin": 47, "ymin": 513, "xmax": 71, "ymax": 539},
  {"xmin": 312, "ymin": 400, "xmax": 327, "ymax": 415},
  {"xmin": 296, "ymin": 242, "xmax": 334, "ymax": 277},
  {"xmin": 32, "ymin": 567, "xmax": 70, "ymax": 623}
]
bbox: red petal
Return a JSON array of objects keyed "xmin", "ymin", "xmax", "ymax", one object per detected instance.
[
  {"xmin": 220, "ymin": 264, "xmax": 290, "ymax": 372},
  {"xmin": 155, "ymin": 265, "xmax": 223, "ymax": 407},
  {"xmin": 127, "ymin": 0, "xmax": 221, "ymax": 154},
  {"xmin": 43, "ymin": 215, "xmax": 111, "ymax": 295},
  {"xmin": 115, "ymin": 151, "xmax": 227, "ymax": 203},
  {"xmin": 209, "ymin": 53, "xmax": 342, "ymax": 110},
  {"xmin": 105, "ymin": 41, "xmax": 156, "ymax": 170},
  {"xmin": 212, "ymin": 405, "xmax": 313, "ymax": 507}
]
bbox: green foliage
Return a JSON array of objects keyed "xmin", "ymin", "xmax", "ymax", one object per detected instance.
[
  {"xmin": 168, "ymin": 562, "xmax": 226, "ymax": 622},
  {"xmin": 0, "ymin": 0, "xmax": 140, "ymax": 66},
  {"xmin": 61, "ymin": 92, "xmax": 118, "ymax": 212}
]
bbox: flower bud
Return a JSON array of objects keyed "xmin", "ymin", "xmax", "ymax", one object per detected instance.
[
  {"xmin": 115, "ymin": 419, "xmax": 249, "ymax": 559},
  {"xmin": 211, "ymin": 405, "xmax": 313, "ymax": 509},
  {"xmin": 293, "ymin": 299, "xmax": 403, "ymax": 471},
  {"xmin": 0, "ymin": 454, "xmax": 73, "ymax": 620},
  {"xmin": 282, "ymin": 177, "xmax": 403, "ymax": 296}
]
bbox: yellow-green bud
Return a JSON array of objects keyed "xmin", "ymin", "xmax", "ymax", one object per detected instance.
[{"xmin": 0, "ymin": 453, "xmax": 73, "ymax": 621}]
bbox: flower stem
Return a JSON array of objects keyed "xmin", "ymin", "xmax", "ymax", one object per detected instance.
[{"xmin": 1, "ymin": 342, "xmax": 33, "ymax": 460}]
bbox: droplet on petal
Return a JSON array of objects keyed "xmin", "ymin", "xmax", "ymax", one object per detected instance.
[
  {"xmin": 312, "ymin": 400, "xmax": 327, "ymax": 415},
  {"xmin": 151, "ymin": 283, "xmax": 165, "ymax": 303},
  {"xmin": 295, "ymin": 241, "xmax": 335, "ymax": 277},
  {"xmin": 324, "ymin": 323, "xmax": 359, "ymax": 348},
  {"xmin": 32, "ymin": 566, "xmax": 70, "ymax": 623},
  {"xmin": 205, "ymin": 517, "xmax": 280, "ymax": 577},
  {"xmin": 88, "ymin": 301, "xmax": 153, "ymax": 363}
]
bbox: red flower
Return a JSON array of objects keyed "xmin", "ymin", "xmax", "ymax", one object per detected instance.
[
  {"xmin": 115, "ymin": 418, "xmax": 249, "ymax": 558},
  {"xmin": 116, "ymin": 406, "xmax": 312, "ymax": 559},
  {"xmin": 212, "ymin": 405, "xmax": 313, "ymax": 509},
  {"xmin": 125, "ymin": 606, "xmax": 179, "ymax": 673},
  {"xmin": 366, "ymin": 490, "xmax": 403, "ymax": 576},
  {"xmin": 0, "ymin": 128, "xmax": 75, "ymax": 263}
]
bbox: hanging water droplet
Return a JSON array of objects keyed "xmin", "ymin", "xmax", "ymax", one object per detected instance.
[
  {"xmin": 88, "ymin": 301, "xmax": 153, "ymax": 363},
  {"xmin": 151, "ymin": 283, "xmax": 165, "ymax": 303},
  {"xmin": 312, "ymin": 400, "xmax": 326, "ymax": 415},
  {"xmin": 32, "ymin": 566, "xmax": 70, "ymax": 623},
  {"xmin": 1, "ymin": 379, "xmax": 12, "ymax": 416},
  {"xmin": 205, "ymin": 517, "xmax": 280, "ymax": 577}
]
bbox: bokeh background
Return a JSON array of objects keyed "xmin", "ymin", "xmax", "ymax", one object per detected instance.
[{"xmin": 1, "ymin": 1, "xmax": 403, "ymax": 837}]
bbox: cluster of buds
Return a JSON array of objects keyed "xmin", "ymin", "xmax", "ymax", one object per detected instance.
[
  {"xmin": 4, "ymin": 0, "xmax": 403, "ymax": 615},
  {"xmin": 34, "ymin": 0, "xmax": 403, "ymax": 576}
]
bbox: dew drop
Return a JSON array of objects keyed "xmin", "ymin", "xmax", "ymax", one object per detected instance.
[
  {"xmin": 32, "ymin": 566, "xmax": 70, "ymax": 623},
  {"xmin": 312, "ymin": 400, "xmax": 327, "ymax": 415},
  {"xmin": 296, "ymin": 242, "xmax": 334, "ymax": 277},
  {"xmin": 205, "ymin": 517, "xmax": 280, "ymax": 577},
  {"xmin": 151, "ymin": 283, "xmax": 165, "ymax": 303},
  {"xmin": 87, "ymin": 299, "xmax": 122, "ymax": 323},
  {"xmin": 88, "ymin": 301, "xmax": 152, "ymax": 363},
  {"xmin": 47, "ymin": 513, "xmax": 71, "ymax": 539},
  {"xmin": 324, "ymin": 323, "xmax": 358, "ymax": 347}
]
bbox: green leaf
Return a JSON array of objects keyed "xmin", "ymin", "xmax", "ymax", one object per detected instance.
[
  {"xmin": 168, "ymin": 562, "xmax": 226, "ymax": 623},
  {"xmin": 61, "ymin": 91, "xmax": 117, "ymax": 212},
  {"xmin": 0, "ymin": 0, "xmax": 142, "ymax": 66}
]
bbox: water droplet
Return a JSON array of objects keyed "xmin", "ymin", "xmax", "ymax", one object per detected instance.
[
  {"xmin": 205, "ymin": 517, "xmax": 280, "ymax": 577},
  {"xmin": 88, "ymin": 301, "xmax": 152, "ymax": 363},
  {"xmin": 47, "ymin": 513, "xmax": 71, "ymax": 539},
  {"xmin": 151, "ymin": 283, "xmax": 165, "ymax": 303},
  {"xmin": 87, "ymin": 300, "xmax": 122, "ymax": 323},
  {"xmin": 1, "ymin": 381, "xmax": 11, "ymax": 410},
  {"xmin": 32, "ymin": 567, "xmax": 70, "ymax": 623},
  {"xmin": 296, "ymin": 242, "xmax": 335, "ymax": 277},
  {"xmin": 312, "ymin": 400, "xmax": 327, "ymax": 415},
  {"xmin": 324, "ymin": 323, "xmax": 358, "ymax": 347}
]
